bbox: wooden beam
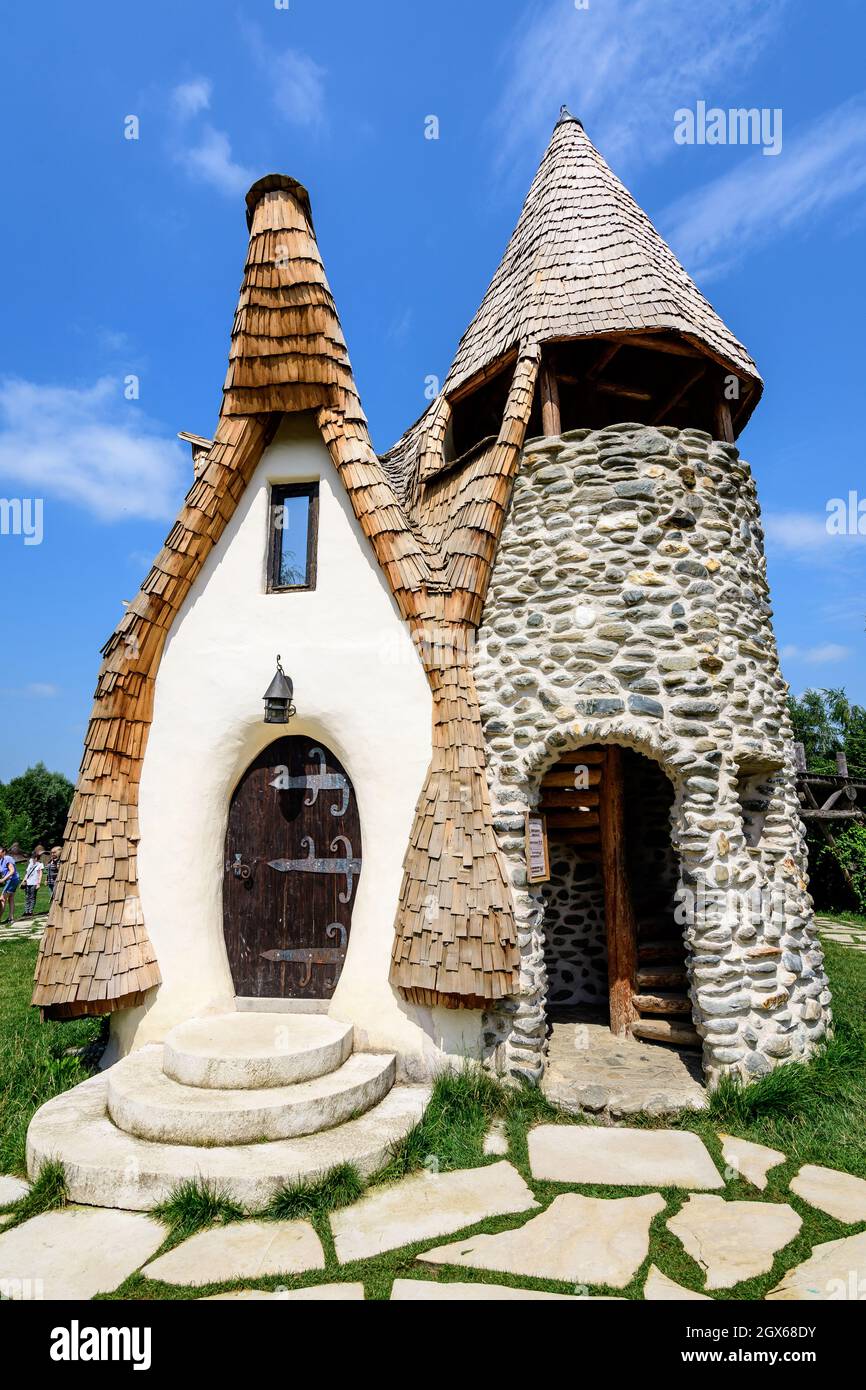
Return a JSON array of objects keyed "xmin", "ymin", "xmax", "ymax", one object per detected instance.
[
  {"xmin": 596, "ymin": 381, "xmax": 653, "ymax": 402},
  {"xmin": 650, "ymin": 364, "xmax": 707, "ymax": 425},
  {"xmin": 540, "ymin": 360, "xmax": 561, "ymax": 436},
  {"xmin": 593, "ymin": 330, "xmax": 704, "ymax": 360},
  {"xmin": 587, "ymin": 341, "xmax": 622, "ymax": 381},
  {"xmin": 714, "ymin": 396, "xmax": 735, "ymax": 443},
  {"xmin": 599, "ymin": 746, "xmax": 638, "ymax": 1037},
  {"xmin": 632, "ymin": 1018, "xmax": 700, "ymax": 1047}
]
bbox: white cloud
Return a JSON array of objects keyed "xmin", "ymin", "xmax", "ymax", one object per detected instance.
[
  {"xmin": 172, "ymin": 78, "xmax": 212, "ymax": 119},
  {"xmin": 168, "ymin": 78, "xmax": 253, "ymax": 198},
  {"xmin": 243, "ymin": 26, "xmax": 327, "ymax": 128},
  {"xmin": 26, "ymin": 683, "xmax": 59, "ymax": 698},
  {"xmin": 492, "ymin": 0, "xmax": 785, "ymax": 176},
  {"xmin": 764, "ymin": 509, "xmax": 866, "ymax": 569},
  {"xmin": 269, "ymin": 49, "xmax": 327, "ymax": 128},
  {"xmin": 0, "ymin": 377, "xmax": 186, "ymax": 522},
  {"xmin": 781, "ymin": 643, "xmax": 851, "ymax": 665},
  {"xmin": 179, "ymin": 125, "xmax": 253, "ymax": 198},
  {"xmin": 662, "ymin": 95, "xmax": 866, "ymax": 280}
]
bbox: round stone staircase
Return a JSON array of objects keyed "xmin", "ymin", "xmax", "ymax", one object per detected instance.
[{"xmin": 27, "ymin": 1013, "xmax": 430, "ymax": 1211}]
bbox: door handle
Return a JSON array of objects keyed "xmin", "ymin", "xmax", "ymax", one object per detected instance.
[{"xmin": 230, "ymin": 853, "xmax": 252, "ymax": 880}]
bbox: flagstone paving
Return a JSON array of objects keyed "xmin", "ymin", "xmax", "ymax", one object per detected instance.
[
  {"xmin": 420, "ymin": 1192, "xmax": 665, "ymax": 1288},
  {"xmin": 206, "ymin": 1283, "xmax": 365, "ymax": 1300},
  {"xmin": 390, "ymin": 1278, "xmax": 620, "ymax": 1300},
  {"xmin": 0, "ymin": 916, "xmax": 46, "ymax": 944},
  {"xmin": 142, "ymin": 1219, "xmax": 324, "ymax": 1286},
  {"xmin": 529, "ymin": 1124, "xmax": 724, "ymax": 1189},
  {"xmin": 718, "ymin": 1134, "xmax": 786, "ymax": 1191},
  {"xmin": 815, "ymin": 916, "xmax": 866, "ymax": 951},
  {"xmin": 643, "ymin": 1265, "xmax": 710, "ymax": 1300},
  {"xmin": 329, "ymin": 1160, "xmax": 537, "ymax": 1263},
  {"xmin": 4, "ymin": 1112, "xmax": 866, "ymax": 1299},
  {"xmin": 0, "ymin": 1206, "xmax": 164, "ymax": 1300},
  {"xmin": 667, "ymin": 1195, "xmax": 802, "ymax": 1290},
  {"xmin": 766, "ymin": 1231, "xmax": 866, "ymax": 1301},
  {"xmin": 0, "ymin": 1174, "xmax": 30, "ymax": 1205},
  {"xmin": 789, "ymin": 1163, "xmax": 866, "ymax": 1223}
]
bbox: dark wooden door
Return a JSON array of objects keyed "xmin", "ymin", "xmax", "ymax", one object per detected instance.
[{"xmin": 223, "ymin": 737, "xmax": 360, "ymax": 999}]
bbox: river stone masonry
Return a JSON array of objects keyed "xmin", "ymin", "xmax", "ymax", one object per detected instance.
[{"xmin": 474, "ymin": 424, "xmax": 831, "ymax": 1086}]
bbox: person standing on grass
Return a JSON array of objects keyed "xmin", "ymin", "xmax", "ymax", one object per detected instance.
[
  {"xmin": 23, "ymin": 845, "xmax": 44, "ymax": 916},
  {"xmin": 0, "ymin": 845, "xmax": 20, "ymax": 925},
  {"xmin": 47, "ymin": 845, "xmax": 61, "ymax": 900}
]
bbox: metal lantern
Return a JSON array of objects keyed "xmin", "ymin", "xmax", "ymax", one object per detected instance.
[{"xmin": 263, "ymin": 655, "xmax": 296, "ymax": 724}]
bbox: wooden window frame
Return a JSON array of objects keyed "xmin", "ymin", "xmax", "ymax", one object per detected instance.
[{"xmin": 267, "ymin": 482, "xmax": 319, "ymax": 592}]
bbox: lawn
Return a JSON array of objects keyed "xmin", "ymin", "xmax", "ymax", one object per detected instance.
[
  {"xmin": 0, "ymin": 939, "xmax": 104, "ymax": 1174},
  {"xmin": 0, "ymin": 926, "xmax": 864, "ymax": 1300}
]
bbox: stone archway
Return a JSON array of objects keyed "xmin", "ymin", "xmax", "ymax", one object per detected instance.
[{"xmin": 487, "ymin": 728, "xmax": 701, "ymax": 1085}]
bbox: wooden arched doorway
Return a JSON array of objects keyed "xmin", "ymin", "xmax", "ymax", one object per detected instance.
[{"xmin": 223, "ymin": 737, "xmax": 361, "ymax": 1000}]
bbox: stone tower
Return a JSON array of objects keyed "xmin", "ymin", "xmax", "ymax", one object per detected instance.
[{"xmin": 389, "ymin": 109, "xmax": 831, "ymax": 1086}]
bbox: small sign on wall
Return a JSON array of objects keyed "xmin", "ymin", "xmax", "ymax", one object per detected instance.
[{"xmin": 525, "ymin": 811, "xmax": 550, "ymax": 884}]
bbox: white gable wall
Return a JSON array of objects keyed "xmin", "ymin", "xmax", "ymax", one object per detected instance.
[{"xmin": 110, "ymin": 414, "xmax": 483, "ymax": 1070}]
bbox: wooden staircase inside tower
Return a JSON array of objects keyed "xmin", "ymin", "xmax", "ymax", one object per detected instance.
[{"xmin": 538, "ymin": 745, "xmax": 699, "ymax": 1049}]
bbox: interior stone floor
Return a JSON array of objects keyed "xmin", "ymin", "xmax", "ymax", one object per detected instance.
[{"xmin": 541, "ymin": 1007, "xmax": 707, "ymax": 1119}]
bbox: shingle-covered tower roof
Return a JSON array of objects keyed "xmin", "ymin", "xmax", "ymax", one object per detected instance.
[{"xmin": 443, "ymin": 108, "xmax": 761, "ymax": 402}]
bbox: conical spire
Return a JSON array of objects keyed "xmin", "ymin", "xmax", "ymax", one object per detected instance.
[{"xmin": 443, "ymin": 115, "xmax": 760, "ymax": 403}]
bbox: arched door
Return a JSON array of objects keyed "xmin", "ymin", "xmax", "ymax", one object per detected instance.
[{"xmin": 223, "ymin": 737, "xmax": 360, "ymax": 999}]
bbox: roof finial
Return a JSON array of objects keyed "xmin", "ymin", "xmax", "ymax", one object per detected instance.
[{"xmin": 556, "ymin": 104, "xmax": 583, "ymax": 129}]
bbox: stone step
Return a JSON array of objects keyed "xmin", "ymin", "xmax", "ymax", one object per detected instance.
[
  {"xmin": 107, "ymin": 1047, "xmax": 395, "ymax": 1146},
  {"xmin": 27, "ymin": 1071, "xmax": 429, "ymax": 1211},
  {"xmin": 163, "ymin": 1013, "xmax": 354, "ymax": 1089}
]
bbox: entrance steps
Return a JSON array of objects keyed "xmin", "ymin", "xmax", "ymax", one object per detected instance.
[{"xmin": 26, "ymin": 1013, "xmax": 429, "ymax": 1211}]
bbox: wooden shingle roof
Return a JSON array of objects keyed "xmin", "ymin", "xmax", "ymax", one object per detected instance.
[{"xmin": 444, "ymin": 109, "xmax": 760, "ymax": 398}]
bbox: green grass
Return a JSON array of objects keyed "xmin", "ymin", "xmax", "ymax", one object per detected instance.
[
  {"xmin": 153, "ymin": 1180, "xmax": 245, "ymax": 1241},
  {"xmin": 0, "ymin": 1159, "xmax": 68, "ymax": 1230},
  {"xmin": 0, "ymin": 938, "xmax": 105, "ymax": 1173},
  {"xmin": 264, "ymin": 1163, "xmax": 364, "ymax": 1220},
  {"xmin": 4, "ymin": 922, "xmax": 866, "ymax": 1301}
]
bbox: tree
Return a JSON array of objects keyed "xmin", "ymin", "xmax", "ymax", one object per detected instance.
[
  {"xmin": 787, "ymin": 688, "xmax": 866, "ymax": 778},
  {"xmin": 0, "ymin": 763, "xmax": 74, "ymax": 850}
]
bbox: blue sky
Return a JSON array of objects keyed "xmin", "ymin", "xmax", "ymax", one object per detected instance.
[{"xmin": 1, "ymin": 0, "xmax": 864, "ymax": 781}]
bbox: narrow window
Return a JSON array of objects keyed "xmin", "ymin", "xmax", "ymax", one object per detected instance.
[{"xmin": 267, "ymin": 483, "xmax": 318, "ymax": 591}]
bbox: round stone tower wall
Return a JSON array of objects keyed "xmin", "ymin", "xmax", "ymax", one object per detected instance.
[{"xmin": 473, "ymin": 423, "xmax": 831, "ymax": 1086}]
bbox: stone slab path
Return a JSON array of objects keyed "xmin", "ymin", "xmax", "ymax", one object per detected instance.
[
  {"xmin": 766, "ymin": 1231, "xmax": 866, "ymax": 1301},
  {"xmin": 529, "ymin": 1124, "xmax": 723, "ymax": 1189},
  {"xmin": 0, "ymin": 1206, "xmax": 164, "ymax": 1300},
  {"xmin": 421, "ymin": 1192, "xmax": 664, "ymax": 1288},
  {"xmin": 0, "ymin": 915, "xmax": 46, "ymax": 944},
  {"xmin": 143, "ymin": 1219, "xmax": 324, "ymax": 1286},
  {"xmin": 391, "ymin": 1278, "xmax": 619, "ymax": 1300},
  {"xmin": 5, "ymin": 1117, "xmax": 866, "ymax": 1300},
  {"xmin": 789, "ymin": 1164, "xmax": 866, "ymax": 1223},
  {"xmin": 330, "ymin": 1160, "xmax": 537, "ymax": 1263},
  {"xmin": 815, "ymin": 916, "xmax": 866, "ymax": 953},
  {"xmin": 207, "ymin": 1283, "xmax": 364, "ymax": 1300},
  {"xmin": 667, "ymin": 1195, "xmax": 802, "ymax": 1290},
  {"xmin": 643, "ymin": 1265, "xmax": 710, "ymax": 1300},
  {"xmin": 542, "ymin": 1015, "xmax": 706, "ymax": 1119},
  {"xmin": 719, "ymin": 1134, "xmax": 786, "ymax": 1190}
]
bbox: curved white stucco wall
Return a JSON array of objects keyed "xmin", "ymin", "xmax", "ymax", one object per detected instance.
[{"xmin": 111, "ymin": 415, "xmax": 483, "ymax": 1069}]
